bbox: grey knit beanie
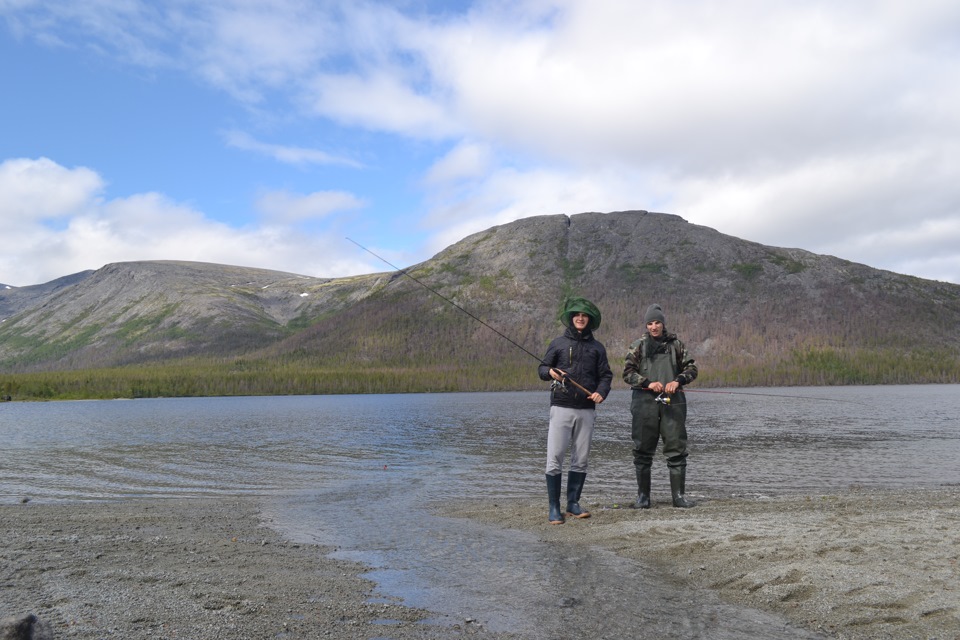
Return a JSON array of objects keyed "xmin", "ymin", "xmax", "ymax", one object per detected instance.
[{"xmin": 644, "ymin": 303, "xmax": 665, "ymax": 325}]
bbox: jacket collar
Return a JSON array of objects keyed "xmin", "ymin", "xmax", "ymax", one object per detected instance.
[{"xmin": 564, "ymin": 325, "xmax": 593, "ymax": 341}]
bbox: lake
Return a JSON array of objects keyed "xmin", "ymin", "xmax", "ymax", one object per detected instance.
[{"xmin": 2, "ymin": 385, "xmax": 958, "ymax": 637}]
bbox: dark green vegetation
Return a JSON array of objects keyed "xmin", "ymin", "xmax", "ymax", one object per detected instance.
[{"xmin": 2, "ymin": 211, "xmax": 959, "ymax": 400}]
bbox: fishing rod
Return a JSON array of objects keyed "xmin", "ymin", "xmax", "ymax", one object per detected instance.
[{"xmin": 346, "ymin": 238, "xmax": 594, "ymax": 397}]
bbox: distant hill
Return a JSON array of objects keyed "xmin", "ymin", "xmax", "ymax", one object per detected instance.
[
  {"xmin": 0, "ymin": 261, "xmax": 380, "ymax": 370},
  {"xmin": 0, "ymin": 271, "xmax": 94, "ymax": 319},
  {"xmin": 2, "ymin": 211, "xmax": 959, "ymax": 397}
]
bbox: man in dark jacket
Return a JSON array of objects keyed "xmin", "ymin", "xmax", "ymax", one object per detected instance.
[
  {"xmin": 623, "ymin": 303, "xmax": 698, "ymax": 508},
  {"xmin": 538, "ymin": 297, "xmax": 613, "ymax": 524}
]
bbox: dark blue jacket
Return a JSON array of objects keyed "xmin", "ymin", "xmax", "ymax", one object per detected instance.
[{"xmin": 538, "ymin": 325, "xmax": 613, "ymax": 410}]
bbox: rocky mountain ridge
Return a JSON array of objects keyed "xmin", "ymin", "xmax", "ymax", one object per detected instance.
[{"xmin": 2, "ymin": 210, "xmax": 959, "ymax": 387}]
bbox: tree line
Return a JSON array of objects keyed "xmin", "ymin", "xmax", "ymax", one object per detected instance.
[{"xmin": 2, "ymin": 342, "xmax": 958, "ymax": 401}]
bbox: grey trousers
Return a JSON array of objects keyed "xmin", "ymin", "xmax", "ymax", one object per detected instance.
[{"xmin": 545, "ymin": 406, "xmax": 596, "ymax": 476}]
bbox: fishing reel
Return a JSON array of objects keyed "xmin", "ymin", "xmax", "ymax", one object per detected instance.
[
  {"xmin": 655, "ymin": 392, "xmax": 671, "ymax": 405},
  {"xmin": 551, "ymin": 378, "xmax": 569, "ymax": 395}
]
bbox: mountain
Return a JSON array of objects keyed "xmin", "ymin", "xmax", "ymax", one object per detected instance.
[
  {"xmin": 2, "ymin": 211, "xmax": 959, "ymax": 394},
  {"xmin": 0, "ymin": 271, "xmax": 94, "ymax": 319},
  {"xmin": 0, "ymin": 260, "xmax": 384, "ymax": 370}
]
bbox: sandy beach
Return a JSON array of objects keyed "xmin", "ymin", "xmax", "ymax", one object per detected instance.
[
  {"xmin": 450, "ymin": 487, "xmax": 960, "ymax": 640},
  {"xmin": 3, "ymin": 489, "xmax": 959, "ymax": 639}
]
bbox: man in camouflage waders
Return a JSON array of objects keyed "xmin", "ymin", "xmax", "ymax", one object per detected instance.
[{"xmin": 623, "ymin": 304, "xmax": 698, "ymax": 508}]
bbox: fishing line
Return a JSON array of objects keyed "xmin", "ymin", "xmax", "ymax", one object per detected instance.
[
  {"xmin": 683, "ymin": 388, "xmax": 864, "ymax": 405},
  {"xmin": 346, "ymin": 237, "xmax": 548, "ymax": 365},
  {"xmin": 651, "ymin": 388, "xmax": 863, "ymax": 407},
  {"xmin": 346, "ymin": 238, "xmax": 598, "ymax": 397}
]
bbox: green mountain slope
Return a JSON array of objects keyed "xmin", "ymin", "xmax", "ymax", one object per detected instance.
[{"xmin": 2, "ymin": 211, "xmax": 959, "ymax": 398}]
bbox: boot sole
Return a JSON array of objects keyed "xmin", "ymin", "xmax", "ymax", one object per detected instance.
[{"xmin": 566, "ymin": 512, "xmax": 591, "ymax": 518}]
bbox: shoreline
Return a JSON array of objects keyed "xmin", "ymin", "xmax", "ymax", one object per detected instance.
[{"xmin": 3, "ymin": 489, "xmax": 958, "ymax": 639}]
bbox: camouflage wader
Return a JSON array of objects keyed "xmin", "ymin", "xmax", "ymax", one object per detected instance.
[{"xmin": 624, "ymin": 332, "xmax": 697, "ymax": 507}]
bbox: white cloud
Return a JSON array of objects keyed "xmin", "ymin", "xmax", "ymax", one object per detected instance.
[
  {"xmin": 423, "ymin": 141, "xmax": 492, "ymax": 185},
  {"xmin": 304, "ymin": 69, "xmax": 460, "ymax": 139},
  {"xmin": 223, "ymin": 130, "xmax": 362, "ymax": 168},
  {"xmin": 421, "ymin": 163, "xmax": 643, "ymax": 254},
  {"xmin": 408, "ymin": 0, "xmax": 960, "ymax": 283},
  {"xmin": 0, "ymin": 158, "xmax": 375, "ymax": 286},
  {"xmin": 255, "ymin": 189, "xmax": 366, "ymax": 223},
  {"xmin": 411, "ymin": 1, "xmax": 958, "ymax": 170},
  {"xmin": 668, "ymin": 140, "xmax": 960, "ymax": 268},
  {"xmin": 0, "ymin": 157, "xmax": 103, "ymax": 220},
  {"xmin": 191, "ymin": 1, "xmax": 338, "ymax": 100},
  {"xmin": 820, "ymin": 216, "xmax": 960, "ymax": 282}
]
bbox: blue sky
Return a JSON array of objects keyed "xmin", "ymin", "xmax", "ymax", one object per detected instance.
[{"xmin": 2, "ymin": 1, "xmax": 960, "ymax": 287}]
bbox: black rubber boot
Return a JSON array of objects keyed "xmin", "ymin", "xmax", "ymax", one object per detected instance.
[
  {"xmin": 669, "ymin": 466, "xmax": 696, "ymax": 508},
  {"xmin": 546, "ymin": 473, "xmax": 565, "ymax": 524},
  {"xmin": 566, "ymin": 471, "xmax": 590, "ymax": 518},
  {"xmin": 634, "ymin": 465, "xmax": 651, "ymax": 509}
]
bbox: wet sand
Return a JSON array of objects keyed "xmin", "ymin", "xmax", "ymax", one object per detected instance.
[
  {"xmin": 449, "ymin": 487, "xmax": 960, "ymax": 640},
  {"xmin": 3, "ymin": 489, "xmax": 959, "ymax": 639}
]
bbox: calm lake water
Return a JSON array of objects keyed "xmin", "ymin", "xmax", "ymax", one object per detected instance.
[{"xmin": 3, "ymin": 385, "xmax": 959, "ymax": 638}]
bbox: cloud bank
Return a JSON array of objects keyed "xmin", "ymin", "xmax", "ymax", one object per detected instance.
[
  {"xmin": 0, "ymin": 158, "xmax": 370, "ymax": 285},
  {"xmin": 2, "ymin": 0, "xmax": 959, "ymax": 285}
]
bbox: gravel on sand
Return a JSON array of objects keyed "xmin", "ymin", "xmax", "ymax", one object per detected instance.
[{"xmin": 1, "ymin": 498, "xmax": 510, "ymax": 639}]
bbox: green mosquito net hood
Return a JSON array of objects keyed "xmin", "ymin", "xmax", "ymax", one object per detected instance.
[{"xmin": 560, "ymin": 297, "xmax": 602, "ymax": 332}]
